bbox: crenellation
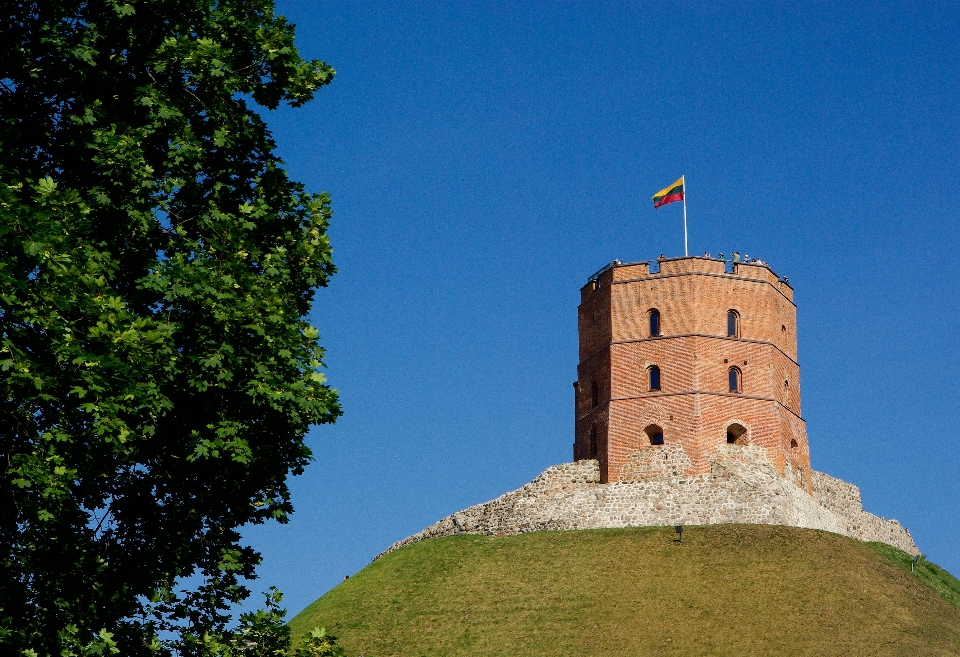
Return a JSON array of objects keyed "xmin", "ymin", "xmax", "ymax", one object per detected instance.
[
  {"xmin": 611, "ymin": 262, "xmax": 649, "ymax": 281},
  {"xmin": 658, "ymin": 256, "xmax": 726, "ymax": 275},
  {"xmin": 733, "ymin": 261, "xmax": 781, "ymax": 285}
]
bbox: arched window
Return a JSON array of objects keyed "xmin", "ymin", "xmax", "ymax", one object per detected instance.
[
  {"xmin": 591, "ymin": 380, "xmax": 599, "ymax": 409},
  {"xmin": 728, "ymin": 367, "xmax": 742, "ymax": 393},
  {"xmin": 645, "ymin": 424, "xmax": 664, "ymax": 446},
  {"xmin": 589, "ymin": 424, "xmax": 598, "ymax": 457},
  {"xmin": 649, "ymin": 309, "xmax": 661, "ymax": 337},
  {"xmin": 648, "ymin": 365, "xmax": 661, "ymax": 391},
  {"xmin": 726, "ymin": 423, "xmax": 747, "ymax": 444},
  {"xmin": 790, "ymin": 439, "xmax": 798, "ymax": 449},
  {"xmin": 727, "ymin": 310, "xmax": 740, "ymax": 337}
]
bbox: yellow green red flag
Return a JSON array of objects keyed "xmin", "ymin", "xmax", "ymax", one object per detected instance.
[{"xmin": 652, "ymin": 176, "xmax": 684, "ymax": 209}]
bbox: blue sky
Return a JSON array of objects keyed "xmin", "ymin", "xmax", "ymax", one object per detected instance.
[{"xmin": 242, "ymin": 1, "xmax": 960, "ymax": 616}]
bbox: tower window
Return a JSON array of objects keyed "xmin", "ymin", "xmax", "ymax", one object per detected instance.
[
  {"xmin": 726, "ymin": 423, "xmax": 747, "ymax": 444},
  {"xmin": 648, "ymin": 365, "xmax": 661, "ymax": 391},
  {"xmin": 728, "ymin": 367, "xmax": 742, "ymax": 393},
  {"xmin": 790, "ymin": 439, "xmax": 798, "ymax": 449},
  {"xmin": 649, "ymin": 309, "xmax": 661, "ymax": 337},
  {"xmin": 727, "ymin": 310, "xmax": 740, "ymax": 337},
  {"xmin": 591, "ymin": 380, "xmax": 599, "ymax": 409},
  {"xmin": 645, "ymin": 424, "xmax": 664, "ymax": 446}
]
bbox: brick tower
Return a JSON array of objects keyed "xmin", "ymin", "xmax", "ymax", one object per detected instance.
[{"xmin": 574, "ymin": 256, "xmax": 811, "ymax": 492}]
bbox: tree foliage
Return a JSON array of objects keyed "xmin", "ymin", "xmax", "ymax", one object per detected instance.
[
  {"xmin": 0, "ymin": 0, "xmax": 339, "ymax": 654},
  {"xmin": 211, "ymin": 589, "xmax": 348, "ymax": 657},
  {"xmin": 292, "ymin": 627, "xmax": 347, "ymax": 657}
]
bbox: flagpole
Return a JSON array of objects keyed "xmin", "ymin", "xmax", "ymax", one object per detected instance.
[{"xmin": 682, "ymin": 175, "xmax": 688, "ymax": 256}]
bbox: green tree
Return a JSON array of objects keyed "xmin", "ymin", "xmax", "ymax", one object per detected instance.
[
  {"xmin": 292, "ymin": 627, "xmax": 347, "ymax": 657},
  {"xmin": 0, "ymin": 1, "xmax": 339, "ymax": 654},
  {"xmin": 227, "ymin": 590, "xmax": 347, "ymax": 657}
]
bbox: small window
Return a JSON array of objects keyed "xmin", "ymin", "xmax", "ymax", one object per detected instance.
[
  {"xmin": 727, "ymin": 310, "xmax": 739, "ymax": 337},
  {"xmin": 648, "ymin": 365, "xmax": 661, "ymax": 391},
  {"xmin": 728, "ymin": 367, "xmax": 742, "ymax": 393},
  {"xmin": 589, "ymin": 425, "xmax": 598, "ymax": 457},
  {"xmin": 645, "ymin": 424, "xmax": 664, "ymax": 446},
  {"xmin": 790, "ymin": 439, "xmax": 798, "ymax": 449},
  {"xmin": 649, "ymin": 309, "xmax": 661, "ymax": 337},
  {"xmin": 726, "ymin": 423, "xmax": 747, "ymax": 444},
  {"xmin": 591, "ymin": 380, "xmax": 599, "ymax": 408}
]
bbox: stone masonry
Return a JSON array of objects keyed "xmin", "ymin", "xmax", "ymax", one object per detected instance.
[{"xmin": 379, "ymin": 445, "xmax": 918, "ymax": 558}]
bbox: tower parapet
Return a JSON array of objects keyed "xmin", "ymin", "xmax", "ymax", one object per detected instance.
[{"xmin": 575, "ymin": 256, "xmax": 809, "ymax": 490}]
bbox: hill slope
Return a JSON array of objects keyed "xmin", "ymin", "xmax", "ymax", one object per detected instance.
[{"xmin": 291, "ymin": 526, "xmax": 960, "ymax": 656}]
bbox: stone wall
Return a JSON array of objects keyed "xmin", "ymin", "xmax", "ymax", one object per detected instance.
[
  {"xmin": 810, "ymin": 470, "xmax": 914, "ymax": 549},
  {"xmin": 811, "ymin": 470, "xmax": 864, "ymax": 517},
  {"xmin": 378, "ymin": 447, "xmax": 917, "ymax": 559},
  {"xmin": 617, "ymin": 444, "xmax": 691, "ymax": 481}
]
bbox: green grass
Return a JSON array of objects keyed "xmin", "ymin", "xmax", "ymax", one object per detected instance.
[
  {"xmin": 291, "ymin": 525, "xmax": 960, "ymax": 656},
  {"xmin": 866, "ymin": 541, "xmax": 960, "ymax": 609}
]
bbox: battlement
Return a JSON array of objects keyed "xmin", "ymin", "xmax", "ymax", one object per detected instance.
[{"xmin": 581, "ymin": 256, "xmax": 793, "ymax": 303}]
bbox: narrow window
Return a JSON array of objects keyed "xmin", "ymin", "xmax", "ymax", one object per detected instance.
[
  {"xmin": 649, "ymin": 309, "xmax": 661, "ymax": 337},
  {"xmin": 728, "ymin": 367, "xmax": 741, "ymax": 393},
  {"xmin": 648, "ymin": 365, "xmax": 661, "ymax": 391},
  {"xmin": 589, "ymin": 425, "xmax": 598, "ymax": 457},
  {"xmin": 591, "ymin": 380, "xmax": 599, "ymax": 409},
  {"xmin": 645, "ymin": 424, "xmax": 664, "ymax": 446},
  {"xmin": 727, "ymin": 310, "xmax": 739, "ymax": 337},
  {"xmin": 790, "ymin": 439, "xmax": 798, "ymax": 449}
]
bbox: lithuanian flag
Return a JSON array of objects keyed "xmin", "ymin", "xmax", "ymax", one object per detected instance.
[{"xmin": 652, "ymin": 176, "xmax": 684, "ymax": 209}]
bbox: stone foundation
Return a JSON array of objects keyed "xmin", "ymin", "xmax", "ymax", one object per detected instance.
[{"xmin": 379, "ymin": 445, "xmax": 917, "ymax": 558}]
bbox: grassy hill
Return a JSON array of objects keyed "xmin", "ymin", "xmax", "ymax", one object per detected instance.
[{"xmin": 290, "ymin": 525, "xmax": 960, "ymax": 656}]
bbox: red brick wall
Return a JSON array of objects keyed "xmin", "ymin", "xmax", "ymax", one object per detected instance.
[{"xmin": 575, "ymin": 257, "xmax": 811, "ymax": 492}]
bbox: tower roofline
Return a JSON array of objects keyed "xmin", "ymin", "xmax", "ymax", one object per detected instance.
[{"xmin": 582, "ymin": 256, "xmax": 794, "ymax": 305}]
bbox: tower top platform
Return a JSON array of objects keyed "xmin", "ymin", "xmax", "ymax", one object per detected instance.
[{"xmin": 581, "ymin": 256, "xmax": 793, "ymax": 303}]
